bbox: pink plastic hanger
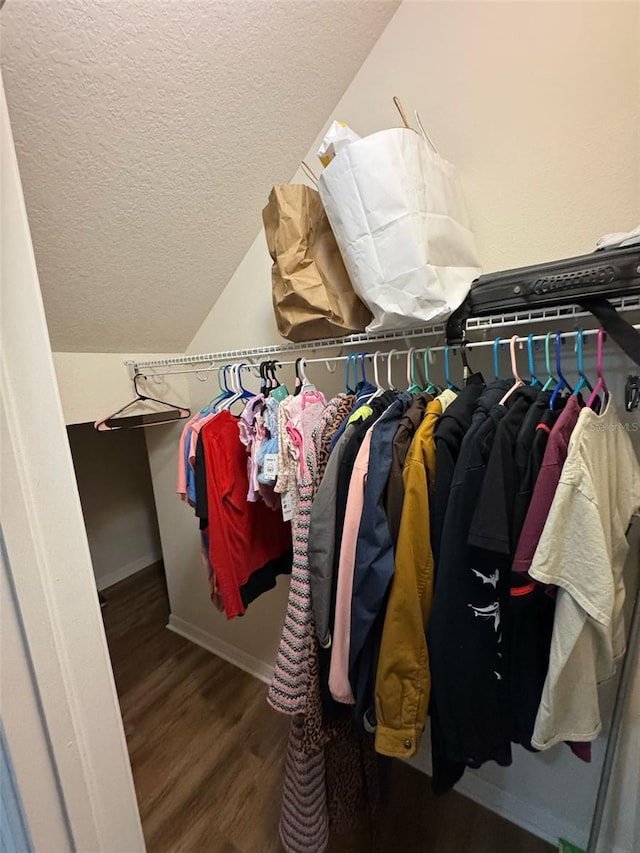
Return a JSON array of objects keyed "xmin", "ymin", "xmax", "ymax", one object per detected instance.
[
  {"xmin": 499, "ymin": 335, "xmax": 525, "ymax": 405},
  {"xmin": 587, "ymin": 328, "xmax": 609, "ymax": 411}
]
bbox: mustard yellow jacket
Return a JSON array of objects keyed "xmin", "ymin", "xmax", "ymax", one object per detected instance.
[{"xmin": 374, "ymin": 391, "xmax": 456, "ymax": 758}]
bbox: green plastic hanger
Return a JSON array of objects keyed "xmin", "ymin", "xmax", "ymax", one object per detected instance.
[{"xmin": 422, "ymin": 347, "xmax": 439, "ymax": 395}]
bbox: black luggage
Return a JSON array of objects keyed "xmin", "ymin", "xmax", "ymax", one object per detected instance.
[{"xmin": 446, "ymin": 245, "xmax": 640, "ymax": 367}]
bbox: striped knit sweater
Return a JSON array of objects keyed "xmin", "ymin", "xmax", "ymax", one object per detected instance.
[
  {"xmin": 275, "ymin": 395, "xmax": 354, "ymax": 853},
  {"xmin": 267, "ymin": 398, "xmax": 345, "ymax": 714}
]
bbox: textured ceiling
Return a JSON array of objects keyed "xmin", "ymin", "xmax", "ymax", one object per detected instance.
[{"xmin": 1, "ymin": 0, "xmax": 398, "ymax": 352}]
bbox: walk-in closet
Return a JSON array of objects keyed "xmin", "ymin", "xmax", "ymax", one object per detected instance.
[{"xmin": 2, "ymin": 2, "xmax": 639, "ymax": 853}]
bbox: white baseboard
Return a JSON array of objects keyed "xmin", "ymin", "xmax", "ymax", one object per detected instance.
[
  {"xmin": 96, "ymin": 552, "xmax": 161, "ymax": 591},
  {"xmin": 409, "ymin": 743, "xmax": 580, "ymax": 849},
  {"xmin": 167, "ymin": 614, "xmax": 275, "ymax": 685}
]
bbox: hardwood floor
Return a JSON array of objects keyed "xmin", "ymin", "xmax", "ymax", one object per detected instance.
[{"xmin": 102, "ymin": 564, "xmax": 554, "ymax": 853}]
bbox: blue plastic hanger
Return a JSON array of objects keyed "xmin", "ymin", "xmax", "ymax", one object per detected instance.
[
  {"xmin": 527, "ymin": 334, "xmax": 542, "ymax": 387},
  {"xmin": 344, "ymin": 353, "xmax": 355, "ymax": 394},
  {"xmin": 549, "ymin": 333, "xmax": 573, "ymax": 408},
  {"xmin": 573, "ymin": 329, "xmax": 593, "ymax": 396},
  {"xmin": 359, "ymin": 352, "xmax": 368, "ymax": 384},
  {"xmin": 444, "ymin": 346, "xmax": 461, "ymax": 392}
]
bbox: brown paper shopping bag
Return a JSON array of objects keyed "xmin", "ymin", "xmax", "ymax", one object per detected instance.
[{"xmin": 262, "ymin": 184, "xmax": 371, "ymax": 342}]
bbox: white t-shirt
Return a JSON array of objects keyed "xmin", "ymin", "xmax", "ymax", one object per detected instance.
[{"xmin": 529, "ymin": 396, "xmax": 640, "ymax": 750}]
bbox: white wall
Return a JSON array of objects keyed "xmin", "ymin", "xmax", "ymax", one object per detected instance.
[
  {"xmin": 67, "ymin": 423, "xmax": 162, "ymax": 590},
  {"xmin": 169, "ymin": 2, "xmax": 640, "ymax": 851},
  {"xmin": 53, "ymin": 351, "xmax": 187, "ymax": 426},
  {"xmin": 189, "ymin": 0, "xmax": 639, "ymax": 355}
]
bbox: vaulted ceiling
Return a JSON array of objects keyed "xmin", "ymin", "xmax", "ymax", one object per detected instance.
[{"xmin": 2, "ymin": 0, "xmax": 398, "ymax": 352}]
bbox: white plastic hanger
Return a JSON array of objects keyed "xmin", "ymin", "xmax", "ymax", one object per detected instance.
[{"xmin": 499, "ymin": 335, "xmax": 525, "ymax": 405}]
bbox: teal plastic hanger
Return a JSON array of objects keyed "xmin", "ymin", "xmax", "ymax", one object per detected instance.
[
  {"xmin": 542, "ymin": 333, "xmax": 557, "ymax": 392},
  {"xmin": 422, "ymin": 348, "xmax": 438, "ymax": 395},
  {"xmin": 201, "ymin": 364, "xmax": 229, "ymax": 414},
  {"xmin": 573, "ymin": 329, "xmax": 593, "ymax": 396},
  {"xmin": 406, "ymin": 348, "xmax": 422, "ymax": 394},
  {"xmin": 444, "ymin": 346, "xmax": 461, "ymax": 392},
  {"xmin": 493, "ymin": 337, "xmax": 503, "ymax": 381},
  {"xmin": 527, "ymin": 334, "xmax": 542, "ymax": 387}
]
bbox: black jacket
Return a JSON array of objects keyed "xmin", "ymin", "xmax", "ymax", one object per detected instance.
[{"xmin": 428, "ymin": 380, "xmax": 512, "ymax": 790}]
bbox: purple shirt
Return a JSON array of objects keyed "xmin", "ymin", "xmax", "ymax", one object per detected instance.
[{"xmin": 512, "ymin": 395, "xmax": 584, "ymax": 575}]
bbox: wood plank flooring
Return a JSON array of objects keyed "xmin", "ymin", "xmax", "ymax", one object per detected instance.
[{"xmin": 102, "ymin": 564, "xmax": 554, "ymax": 853}]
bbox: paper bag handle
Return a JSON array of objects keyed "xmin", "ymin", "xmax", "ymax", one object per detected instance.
[
  {"xmin": 393, "ymin": 96, "xmax": 439, "ymax": 154},
  {"xmin": 300, "ymin": 160, "xmax": 319, "ymax": 186},
  {"xmin": 393, "ymin": 96, "xmax": 412, "ymax": 129}
]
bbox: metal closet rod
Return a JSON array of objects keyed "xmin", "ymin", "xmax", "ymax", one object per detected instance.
[{"xmin": 136, "ymin": 325, "xmax": 640, "ymax": 381}]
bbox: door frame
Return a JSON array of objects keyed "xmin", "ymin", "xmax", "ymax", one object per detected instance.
[{"xmin": 1, "ymin": 83, "xmax": 145, "ymax": 852}]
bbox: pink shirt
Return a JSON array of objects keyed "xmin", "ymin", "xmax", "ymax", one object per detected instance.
[
  {"xmin": 188, "ymin": 411, "xmax": 218, "ymax": 466},
  {"xmin": 285, "ymin": 390, "xmax": 327, "ymax": 482},
  {"xmin": 177, "ymin": 412, "xmax": 202, "ymax": 498},
  {"xmin": 329, "ymin": 428, "xmax": 373, "ymax": 704}
]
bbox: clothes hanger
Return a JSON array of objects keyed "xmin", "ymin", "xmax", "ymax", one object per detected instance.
[
  {"xmin": 406, "ymin": 347, "xmax": 422, "ymax": 394},
  {"xmin": 460, "ymin": 341, "xmax": 473, "ymax": 383},
  {"xmin": 294, "ymin": 357, "xmax": 304, "ymax": 396},
  {"xmin": 298, "ymin": 357, "xmax": 316, "ymax": 393},
  {"xmin": 386, "ymin": 349, "xmax": 398, "ymax": 390},
  {"xmin": 372, "ymin": 350, "xmax": 385, "ymax": 394},
  {"xmin": 549, "ymin": 332, "xmax": 574, "ymax": 409},
  {"xmin": 573, "ymin": 329, "xmax": 593, "ymax": 397},
  {"xmin": 422, "ymin": 347, "xmax": 438, "ymax": 395},
  {"xmin": 444, "ymin": 346, "xmax": 461, "ymax": 392},
  {"xmin": 358, "ymin": 352, "xmax": 369, "ymax": 385},
  {"xmin": 95, "ymin": 373, "xmax": 191, "ymax": 431},
  {"xmin": 214, "ymin": 364, "xmax": 236, "ymax": 410},
  {"xmin": 221, "ymin": 363, "xmax": 254, "ymax": 411},
  {"xmin": 200, "ymin": 364, "xmax": 227, "ymax": 413},
  {"xmin": 527, "ymin": 334, "xmax": 542, "ymax": 388},
  {"xmin": 493, "ymin": 336, "xmax": 503, "ymax": 381},
  {"xmin": 498, "ymin": 335, "xmax": 525, "ymax": 406},
  {"xmin": 270, "ymin": 360, "xmax": 290, "ymax": 401},
  {"xmin": 541, "ymin": 333, "xmax": 558, "ymax": 392},
  {"xmin": 344, "ymin": 354, "xmax": 354, "ymax": 394},
  {"xmin": 587, "ymin": 328, "xmax": 609, "ymax": 411}
]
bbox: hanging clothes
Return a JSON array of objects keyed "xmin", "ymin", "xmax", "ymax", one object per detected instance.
[
  {"xmin": 528, "ymin": 398, "xmax": 640, "ymax": 750},
  {"xmin": 348, "ymin": 392, "xmax": 415, "ymax": 722},
  {"xmin": 200, "ymin": 410, "xmax": 292, "ymax": 618},
  {"xmin": 374, "ymin": 391, "xmax": 456, "ymax": 758},
  {"xmin": 383, "ymin": 391, "xmax": 434, "ymax": 545},
  {"xmin": 427, "ymin": 379, "xmax": 513, "ymax": 774}
]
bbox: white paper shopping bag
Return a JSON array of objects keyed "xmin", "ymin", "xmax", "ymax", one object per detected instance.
[{"xmin": 318, "ymin": 127, "xmax": 481, "ymax": 333}]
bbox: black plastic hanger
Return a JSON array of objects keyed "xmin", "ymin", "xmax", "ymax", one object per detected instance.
[{"xmin": 94, "ymin": 374, "xmax": 190, "ymax": 431}]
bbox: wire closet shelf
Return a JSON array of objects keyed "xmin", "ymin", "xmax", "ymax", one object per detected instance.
[{"xmin": 126, "ymin": 296, "xmax": 640, "ymax": 379}]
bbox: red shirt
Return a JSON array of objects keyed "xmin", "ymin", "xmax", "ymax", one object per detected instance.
[{"xmin": 201, "ymin": 411, "xmax": 292, "ymax": 618}]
